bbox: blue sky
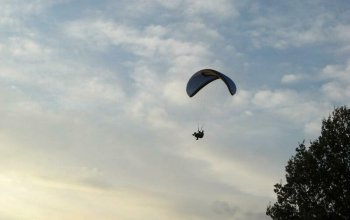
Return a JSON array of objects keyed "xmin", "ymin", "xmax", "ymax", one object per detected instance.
[{"xmin": 1, "ymin": 1, "xmax": 350, "ymax": 219}]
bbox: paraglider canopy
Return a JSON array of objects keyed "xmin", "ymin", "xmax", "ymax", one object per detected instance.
[{"xmin": 186, "ymin": 69, "xmax": 236, "ymax": 97}]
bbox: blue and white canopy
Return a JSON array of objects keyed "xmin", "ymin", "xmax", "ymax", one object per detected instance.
[{"xmin": 186, "ymin": 69, "xmax": 236, "ymax": 97}]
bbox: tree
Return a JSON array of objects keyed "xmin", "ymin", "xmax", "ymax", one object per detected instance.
[{"xmin": 266, "ymin": 106, "xmax": 350, "ymax": 220}]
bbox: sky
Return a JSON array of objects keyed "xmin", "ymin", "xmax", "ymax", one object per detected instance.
[{"xmin": 1, "ymin": 0, "xmax": 350, "ymax": 219}]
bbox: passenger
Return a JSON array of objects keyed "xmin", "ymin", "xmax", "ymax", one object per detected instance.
[{"xmin": 192, "ymin": 129, "xmax": 204, "ymax": 140}]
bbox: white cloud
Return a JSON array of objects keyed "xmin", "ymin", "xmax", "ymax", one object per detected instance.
[
  {"xmin": 322, "ymin": 82, "xmax": 347, "ymax": 102},
  {"xmin": 0, "ymin": 171, "xmax": 185, "ymax": 220},
  {"xmin": 281, "ymin": 74, "xmax": 302, "ymax": 84},
  {"xmin": 182, "ymin": 146, "xmax": 275, "ymax": 197},
  {"xmin": 130, "ymin": 64, "xmax": 159, "ymax": 90},
  {"xmin": 147, "ymin": 106, "xmax": 175, "ymax": 128},
  {"xmin": 334, "ymin": 24, "xmax": 350, "ymax": 43},
  {"xmin": 227, "ymin": 89, "xmax": 253, "ymax": 112},
  {"xmin": 321, "ymin": 62, "xmax": 350, "ymax": 82},
  {"xmin": 64, "ymin": 19, "xmax": 211, "ymax": 63},
  {"xmin": 248, "ymin": 12, "xmax": 350, "ymax": 52},
  {"xmin": 183, "ymin": 0, "xmax": 239, "ymax": 19},
  {"xmin": 8, "ymin": 37, "xmax": 51, "ymax": 60},
  {"xmin": 184, "ymin": 21, "xmax": 221, "ymax": 40},
  {"xmin": 63, "ymin": 76, "xmax": 125, "ymax": 106},
  {"xmin": 163, "ymin": 81, "xmax": 190, "ymax": 106},
  {"xmin": 247, "ymin": 5, "xmax": 336, "ymax": 49},
  {"xmin": 63, "ymin": 17, "xmax": 217, "ymax": 129},
  {"xmin": 254, "ymin": 24, "xmax": 328, "ymax": 49},
  {"xmin": 252, "ymin": 89, "xmax": 298, "ymax": 109},
  {"xmin": 145, "ymin": 25, "xmax": 169, "ymax": 37},
  {"xmin": 0, "ymin": 0, "xmax": 57, "ymax": 31},
  {"xmin": 320, "ymin": 61, "xmax": 350, "ymax": 103},
  {"xmin": 120, "ymin": 0, "xmax": 238, "ymax": 21},
  {"xmin": 304, "ymin": 121, "xmax": 321, "ymax": 137},
  {"xmin": 0, "ymin": 66, "xmax": 26, "ymax": 81},
  {"xmin": 249, "ymin": 88, "xmax": 331, "ymax": 141}
]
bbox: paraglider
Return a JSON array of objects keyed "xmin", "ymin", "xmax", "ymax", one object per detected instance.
[
  {"xmin": 186, "ymin": 69, "xmax": 236, "ymax": 140},
  {"xmin": 192, "ymin": 128, "xmax": 204, "ymax": 140}
]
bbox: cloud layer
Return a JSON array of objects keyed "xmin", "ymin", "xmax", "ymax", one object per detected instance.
[{"xmin": 1, "ymin": 1, "xmax": 350, "ymax": 219}]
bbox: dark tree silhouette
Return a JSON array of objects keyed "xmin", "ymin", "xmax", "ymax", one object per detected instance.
[{"xmin": 266, "ymin": 106, "xmax": 350, "ymax": 220}]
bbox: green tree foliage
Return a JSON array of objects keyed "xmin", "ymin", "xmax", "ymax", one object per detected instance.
[{"xmin": 266, "ymin": 106, "xmax": 350, "ymax": 220}]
